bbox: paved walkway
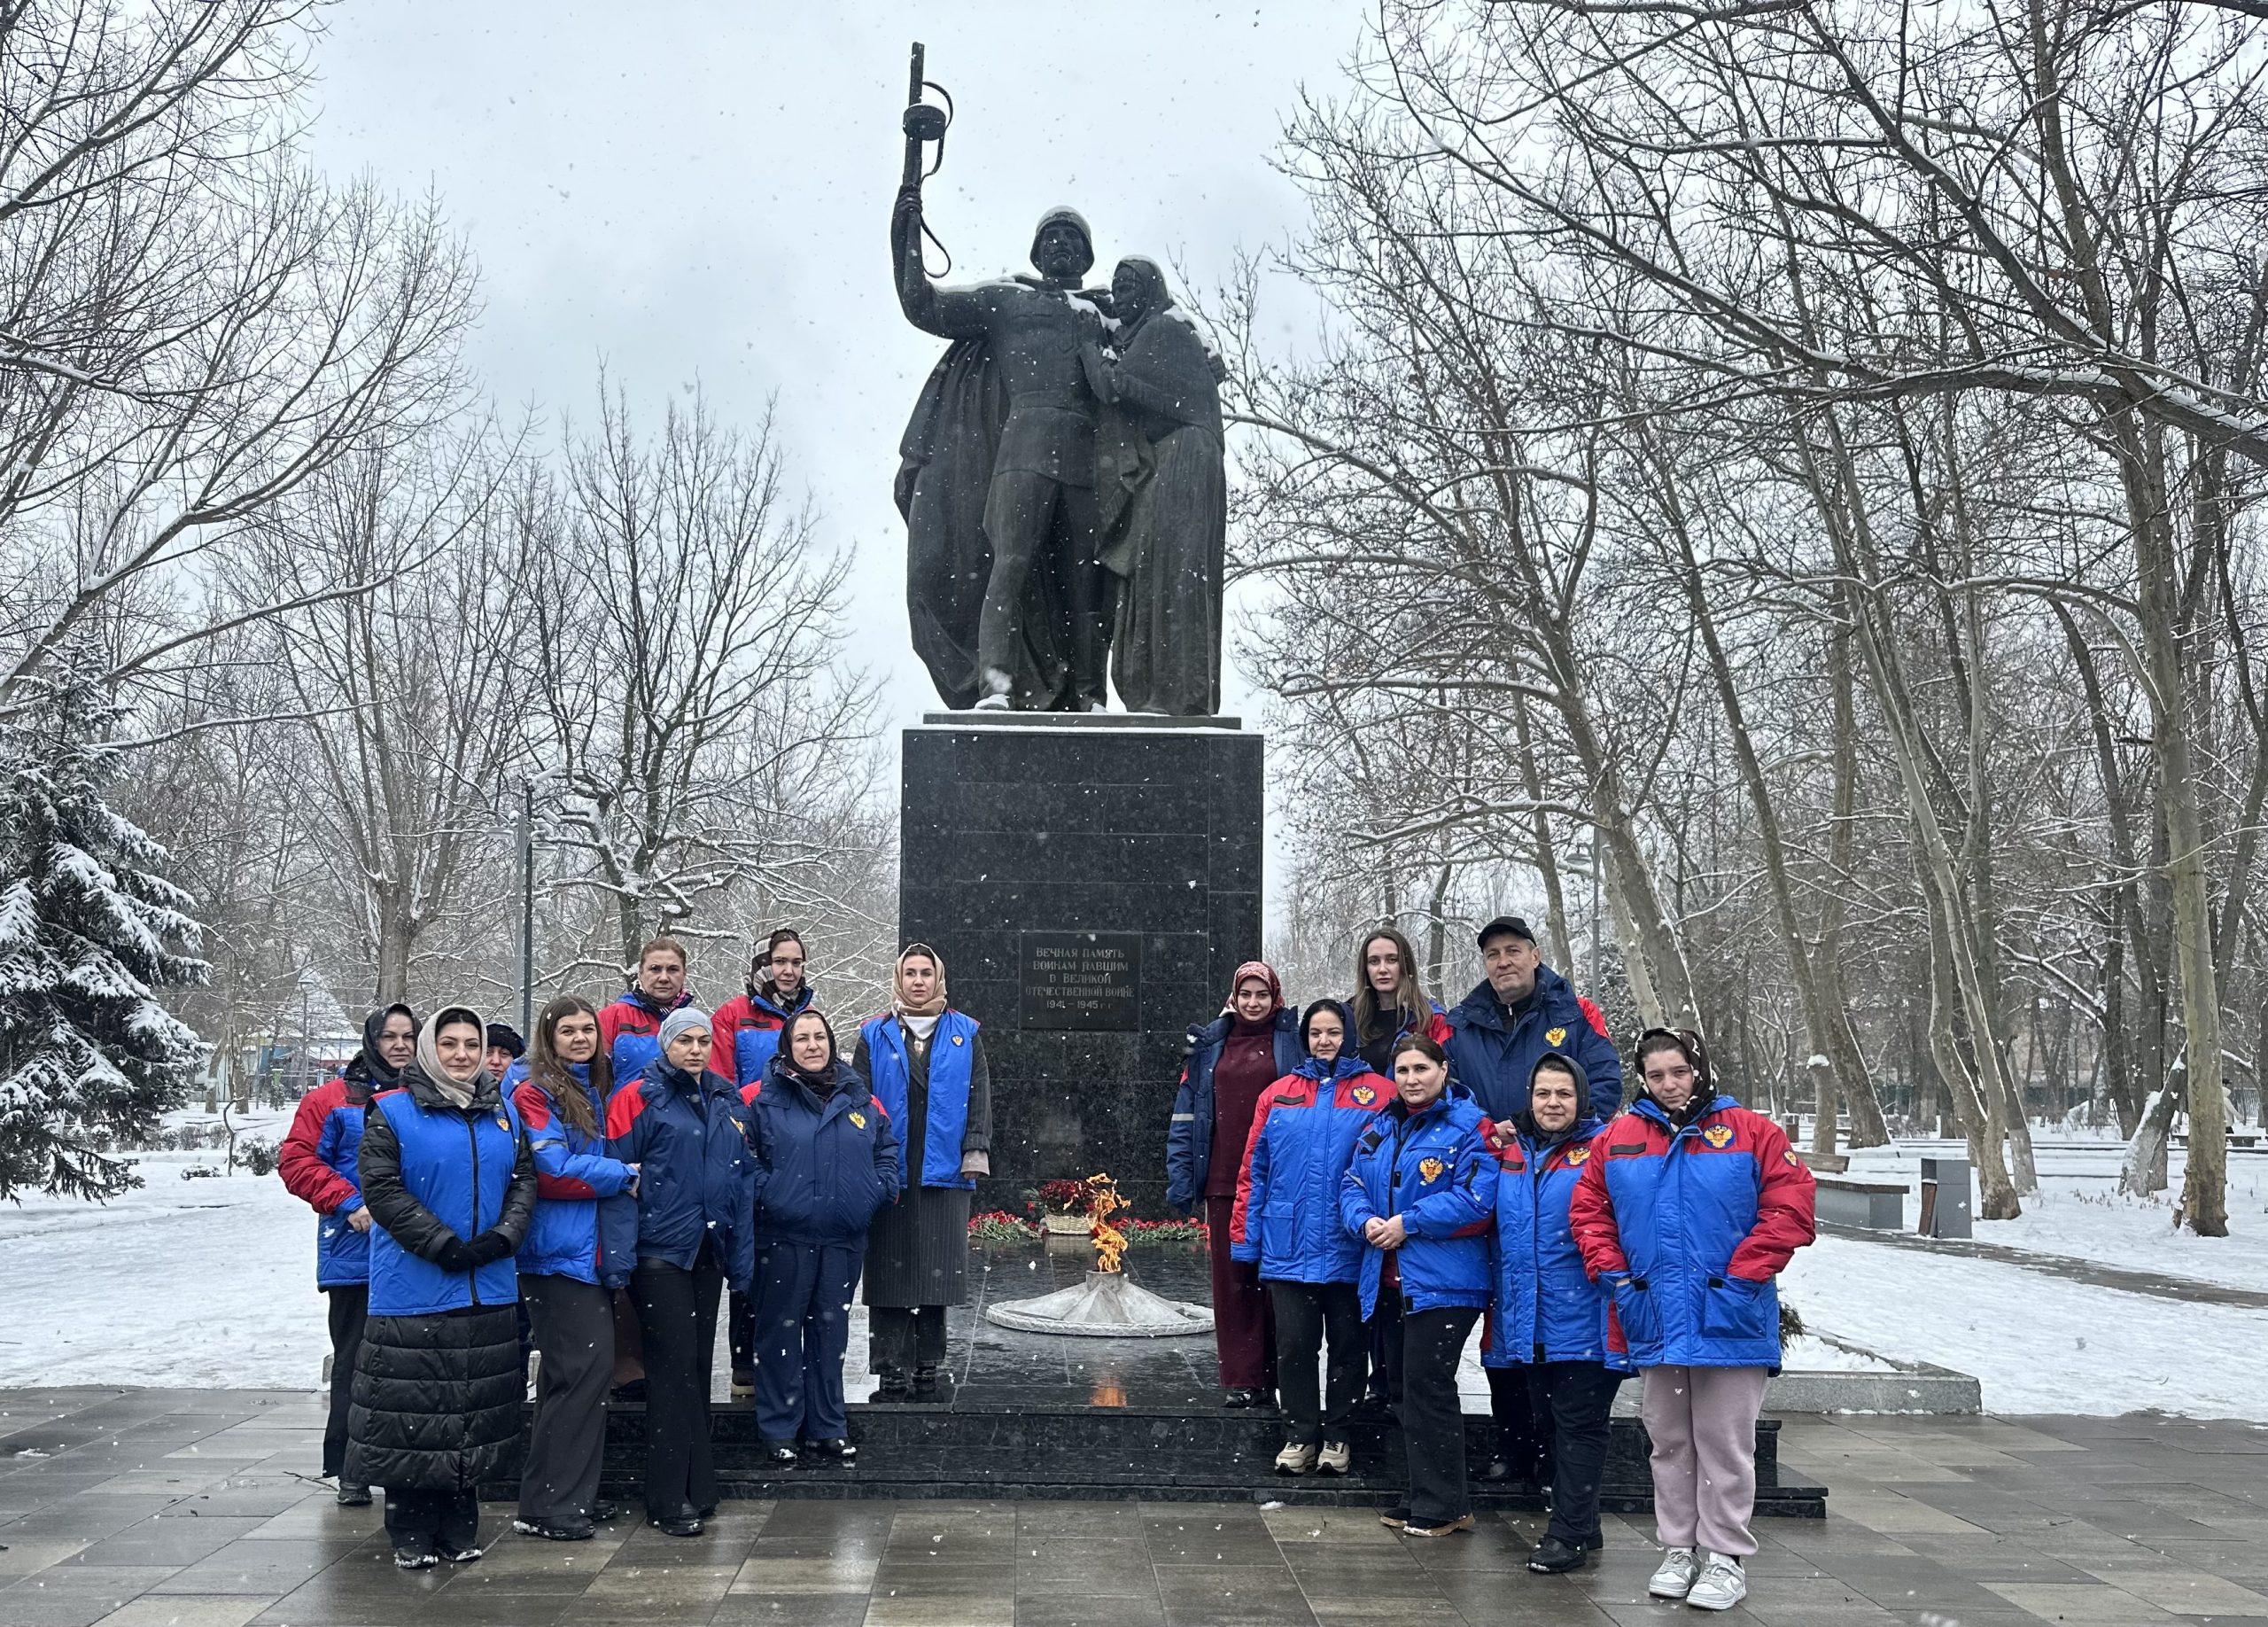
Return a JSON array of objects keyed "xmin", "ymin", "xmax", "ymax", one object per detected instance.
[
  {"xmin": 1816, "ymin": 1219, "xmax": 2268, "ymax": 1309},
  {"xmin": 4, "ymin": 1388, "xmax": 2267, "ymax": 1625}
]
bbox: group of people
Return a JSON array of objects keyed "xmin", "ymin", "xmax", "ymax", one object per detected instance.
[
  {"xmin": 279, "ymin": 933, "xmax": 991, "ymax": 1568},
  {"xmin": 1169, "ymin": 918, "xmax": 1817, "ymax": 1612},
  {"xmin": 277, "ymin": 912, "xmax": 1814, "ymax": 1612}
]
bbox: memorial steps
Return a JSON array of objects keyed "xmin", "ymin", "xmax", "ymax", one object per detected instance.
[
  {"xmin": 488, "ymin": 1244, "xmax": 1826, "ymax": 1515},
  {"xmin": 544, "ymin": 1399, "xmax": 1825, "ymax": 1514}
]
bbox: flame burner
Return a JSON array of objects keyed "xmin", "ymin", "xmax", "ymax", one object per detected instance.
[{"xmin": 983, "ymin": 1171, "xmax": 1214, "ymax": 1336}]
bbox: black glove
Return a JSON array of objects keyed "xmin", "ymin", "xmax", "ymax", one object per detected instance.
[
  {"xmin": 468, "ymin": 1229, "xmax": 517, "ymax": 1268},
  {"xmin": 433, "ymin": 1237, "xmax": 478, "ymax": 1273}
]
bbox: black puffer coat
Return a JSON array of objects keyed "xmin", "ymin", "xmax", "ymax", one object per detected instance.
[{"xmin": 346, "ymin": 1063, "xmax": 535, "ymax": 1491}]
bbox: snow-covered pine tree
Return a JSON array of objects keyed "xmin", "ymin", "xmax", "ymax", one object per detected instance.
[{"xmin": 0, "ymin": 665, "xmax": 206, "ymax": 1201}]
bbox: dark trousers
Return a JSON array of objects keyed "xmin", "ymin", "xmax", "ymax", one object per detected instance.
[
  {"xmin": 1394, "ymin": 1302, "xmax": 1482, "ymax": 1524},
  {"xmin": 1268, "ymin": 1281, "xmax": 1364, "ymax": 1445},
  {"xmin": 1529, "ymin": 1361, "xmax": 1625, "ymax": 1547},
  {"xmin": 1205, "ymin": 1195, "xmax": 1277, "ymax": 1390},
  {"xmin": 519, "ymin": 1274, "xmax": 614, "ymax": 1525},
  {"xmin": 979, "ymin": 469, "xmax": 1106, "ymax": 704},
  {"xmin": 610, "ymin": 1287, "xmax": 645, "ymax": 1387},
  {"xmin": 753, "ymin": 1241, "xmax": 862, "ymax": 1442},
  {"xmin": 631, "ymin": 1249, "xmax": 724, "ymax": 1520},
  {"xmin": 322, "ymin": 1285, "xmax": 369, "ymax": 1480},
  {"xmin": 1487, "ymin": 1362, "xmax": 1545, "ymax": 1482},
  {"xmin": 870, "ymin": 1304, "xmax": 949, "ymax": 1374},
  {"xmin": 728, "ymin": 1288, "xmax": 755, "ymax": 1379},
  {"xmin": 384, "ymin": 1486, "xmax": 478, "ymax": 1553}
]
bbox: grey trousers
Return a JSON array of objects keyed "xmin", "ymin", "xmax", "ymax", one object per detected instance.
[
  {"xmin": 1641, "ymin": 1364, "xmax": 1770, "ymax": 1556},
  {"xmin": 519, "ymin": 1274, "xmax": 613, "ymax": 1525}
]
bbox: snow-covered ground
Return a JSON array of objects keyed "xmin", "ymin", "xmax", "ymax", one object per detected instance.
[
  {"xmin": 0, "ymin": 1140, "xmax": 327, "ymax": 1390},
  {"xmin": 1782, "ymin": 1233, "xmax": 2268, "ymax": 1417},
  {"xmin": 1815, "ymin": 1134, "xmax": 2268, "ymax": 1292},
  {"xmin": 2, "ymin": 1118, "xmax": 2264, "ymax": 1420}
]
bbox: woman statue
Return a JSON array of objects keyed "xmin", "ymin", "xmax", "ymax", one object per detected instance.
[{"xmin": 1084, "ymin": 256, "xmax": 1228, "ymax": 715}]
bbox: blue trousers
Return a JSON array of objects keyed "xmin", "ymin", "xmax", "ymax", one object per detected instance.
[{"xmin": 753, "ymin": 1240, "xmax": 863, "ymax": 1443}]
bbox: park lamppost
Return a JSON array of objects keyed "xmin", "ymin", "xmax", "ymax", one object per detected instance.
[
  {"xmin": 1569, "ymin": 838, "xmax": 1604, "ymax": 996},
  {"xmin": 518, "ymin": 781, "xmax": 533, "ymax": 1038}
]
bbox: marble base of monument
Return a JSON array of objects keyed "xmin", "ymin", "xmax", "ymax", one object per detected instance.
[{"xmin": 899, "ymin": 712, "xmax": 1264, "ymax": 1214}]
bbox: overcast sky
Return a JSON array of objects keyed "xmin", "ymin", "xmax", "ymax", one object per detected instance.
[{"xmin": 304, "ymin": 2, "xmax": 1368, "ymax": 732}]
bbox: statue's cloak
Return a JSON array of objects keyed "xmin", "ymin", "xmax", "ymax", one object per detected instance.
[{"xmin": 896, "ymin": 342, "xmax": 1071, "ymax": 711}]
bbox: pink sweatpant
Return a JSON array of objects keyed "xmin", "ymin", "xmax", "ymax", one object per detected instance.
[{"xmin": 1641, "ymin": 1364, "xmax": 1770, "ymax": 1556}]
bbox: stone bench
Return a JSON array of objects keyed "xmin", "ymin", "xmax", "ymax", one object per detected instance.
[{"xmin": 1814, "ymin": 1174, "xmax": 1905, "ymax": 1230}]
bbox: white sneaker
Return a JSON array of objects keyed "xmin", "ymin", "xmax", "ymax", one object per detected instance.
[
  {"xmin": 1317, "ymin": 1441, "xmax": 1351, "ymax": 1475},
  {"xmin": 1648, "ymin": 1546, "xmax": 1701, "ymax": 1600},
  {"xmin": 1685, "ymin": 1553, "xmax": 1747, "ymax": 1611},
  {"xmin": 1273, "ymin": 1441, "xmax": 1318, "ymax": 1475}
]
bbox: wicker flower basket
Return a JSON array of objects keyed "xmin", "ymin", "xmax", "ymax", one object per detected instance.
[{"xmin": 1040, "ymin": 1211, "xmax": 1092, "ymax": 1236}]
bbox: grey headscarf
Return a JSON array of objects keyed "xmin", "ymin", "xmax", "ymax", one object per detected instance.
[{"xmin": 656, "ymin": 1005, "xmax": 713, "ymax": 1062}]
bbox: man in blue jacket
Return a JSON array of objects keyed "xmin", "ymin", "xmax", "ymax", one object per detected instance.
[
  {"xmin": 1444, "ymin": 914, "xmax": 1622, "ymax": 1489},
  {"xmin": 1444, "ymin": 917, "xmax": 1622, "ymax": 1123}
]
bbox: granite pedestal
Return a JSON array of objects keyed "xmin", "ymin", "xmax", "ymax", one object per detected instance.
[{"xmin": 899, "ymin": 714, "xmax": 1262, "ymax": 1213}]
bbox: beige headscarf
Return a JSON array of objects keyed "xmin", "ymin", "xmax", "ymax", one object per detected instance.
[
  {"xmin": 893, "ymin": 943, "xmax": 949, "ymax": 1038},
  {"xmin": 416, "ymin": 1005, "xmax": 491, "ymax": 1110}
]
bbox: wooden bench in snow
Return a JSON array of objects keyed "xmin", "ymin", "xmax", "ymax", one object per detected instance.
[
  {"xmin": 1793, "ymin": 1148, "xmax": 1851, "ymax": 1174},
  {"xmin": 1814, "ymin": 1174, "xmax": 1905, "ymax": 1231}
]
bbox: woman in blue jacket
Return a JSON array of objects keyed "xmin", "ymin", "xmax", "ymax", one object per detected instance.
[
  {"xmin": 748, "ymin": 1009, "xmax": 901, "ymax": 1464},
  {"xmin": 510, "ymin": 996, "xmax": 636, "ymax": 1541},
  {"xmin": 1341, "ymin": 1032, "xmax": 1496, "ymax": 1537},
  {"xmin": 1571, "ymin": 1029, "xmax": 1817, "ymax": 1613},
  {"xmin": 347, "ymin": 1006, "xmax": 535, "ymax": 1569},
  {"xmin": 1484, "ymin": 1053, "xmax": 1628, "ymax": 1574},
  {"xmin": 602, "ymin": 1006, "xmax": 758, "ymax": 1537},
  {"xmin": 1231, "ymin": 1000, "xmax": 1387, "ymax": 1475}
]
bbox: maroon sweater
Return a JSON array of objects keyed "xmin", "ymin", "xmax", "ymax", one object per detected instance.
[{"xmin": 1205, "ymin": 1019, "xmax": 1285, "ymax": 1198}]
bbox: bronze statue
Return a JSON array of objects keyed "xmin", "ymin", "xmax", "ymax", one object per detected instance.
[
  {"xmin": 890, "ymin": 47, "xmax": 1226, "ymax": 716},
  {"xmin": 1085, "ymin": 258, "xmax": 1227, "ymax": 716}
]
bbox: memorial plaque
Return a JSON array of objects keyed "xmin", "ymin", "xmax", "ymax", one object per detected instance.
[{"xmin": 1019, "ymin": 931, "xmax": 1142, "ymax": 1031}]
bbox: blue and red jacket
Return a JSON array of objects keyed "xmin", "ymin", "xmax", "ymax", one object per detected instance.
[
  {"xmin": 1230, "ymin": 1056, "xmax": 1389, "ymax": 1283},
  {"xmin": 1444, "ymin": 966, "xmax": 1622, "ymax": 1123},
  {"xmin": 513, "ymin": 1063, "xmax": 636, "ymax": 1284},
  {"xmin": 1340, "ymin": 1083, "xmax": 1497, "ymax": 1319},
  {"xmin": 1570, "ymin": 1094, "xmax": 1817, "ymax": 1369},
  {"xmin": 1164, "ymin": 1008, "xmax": 1303, "ymax": 1211},
  {"xmin": 598, "ymin": 988, "xmax": 695, "ymax": 1085},
  {"xmin": 276, "ymin": 1074, "xmax": 374, "ymax": 1288},
  {"xmin": 601, "ymin": 1057, "xmax": 758, "ymax": 1291},
  {"xmin": 746, "ymin": 1055, "xmax": 901, "ymax": 1245},
  {"xmin": 858, "ymin": 1009, "xmax": 983, "ymax": 1191},
  {"xmin": 712, "ymin": 984, "xmax": 814, "ymax": 1090},
  {"xmin": 1484, "ymin": 1112, "xmax": 1628, "ymax": 1371}
]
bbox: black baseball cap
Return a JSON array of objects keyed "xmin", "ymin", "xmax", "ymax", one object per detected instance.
[{"xmin": 1477, "ymin": 915, "xmax": 1537, "ymax": 949}]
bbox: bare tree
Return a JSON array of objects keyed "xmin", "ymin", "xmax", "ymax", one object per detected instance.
[
  {"xmin": 242, "ymin": 430, "xmax": 533, "ymax": 1003},
  {"xmin": 527, "ymin": 385, "xmax": 874, "ymax": 977},
  {"xmin": 0, "ymin": 2, "xmax": 478, "ymax": 723}
]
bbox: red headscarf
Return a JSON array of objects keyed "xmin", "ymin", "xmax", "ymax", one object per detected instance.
[{"xmin": 1222, "ymin": 960, "xmax": 1284, "ymax": 1016}]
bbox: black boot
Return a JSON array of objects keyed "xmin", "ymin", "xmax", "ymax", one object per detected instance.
[{"xmin": 1527, "ymin": 1534, "xmax": 1591, "ymax": 1574}]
